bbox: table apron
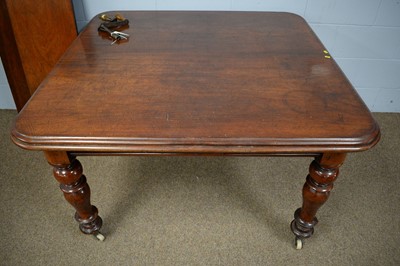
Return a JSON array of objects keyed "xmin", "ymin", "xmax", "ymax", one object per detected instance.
[{"xmin": 70, "ymin": 151, "xmax": 321, "ymax": 157}]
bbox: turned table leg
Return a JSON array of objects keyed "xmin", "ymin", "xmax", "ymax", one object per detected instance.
[
  {"xmin": 291, "ymin": 153, "xmax": 346, "ymax": 249},
  {"xmin": 44, "ymin": 151, "xmax": 104, "ymax": 240}
]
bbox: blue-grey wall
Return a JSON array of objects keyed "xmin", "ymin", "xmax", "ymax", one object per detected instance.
[
  {"xmin": 0, "ymin": 60, "xmax": 15, "ymax": 109},
  {"xmin": 1, "ymin": 0, "xmax": 399, "ymax": 112}
]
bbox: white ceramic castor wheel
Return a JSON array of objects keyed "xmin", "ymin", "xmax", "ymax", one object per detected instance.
[
  {"xmin": 94, "ymin": 232, "xmax": 106, "ymax": 241},
  {"xmin": 295, "ymin": 238, "xmax": 303, "ymax": 250}
]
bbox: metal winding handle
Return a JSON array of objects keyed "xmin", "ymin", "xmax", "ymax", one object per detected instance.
[{"xmin": 98, "ymin": 24, "xmax": 113, "ymax": 35}]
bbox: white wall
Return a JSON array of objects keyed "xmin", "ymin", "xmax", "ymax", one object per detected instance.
[
  {"xmin": 0, "ymin": 59, "xmax": 16, "ymax": 109},
  {"xmin": 1, "ymin": 0, "xmax": 399, "ymax": 112}
]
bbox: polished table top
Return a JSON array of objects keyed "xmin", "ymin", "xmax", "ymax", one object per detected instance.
[{"xmin": 12, "ymin": 11, "xmax": 380, "ymax": 154}]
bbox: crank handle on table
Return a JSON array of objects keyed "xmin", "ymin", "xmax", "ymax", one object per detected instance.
[{"xmin": 99, "ymin": 24, "xmax": 129, "ymax": 38}]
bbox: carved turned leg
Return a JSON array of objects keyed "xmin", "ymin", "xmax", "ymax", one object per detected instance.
[
  {"xmin": 291, "ymin": 153, "xmax": 346, "ymax": 248},
  {"xmin": 44, "ymin": 151, "xmax": 103, "ymax": 239}
]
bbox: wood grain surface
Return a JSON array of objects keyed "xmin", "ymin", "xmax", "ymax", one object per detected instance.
[
  {"xmin": 0, "ymin": 0, "xmax": 77, "ymax": 111},
  {"xmin": 12, "ymin": 11, "xmax": 380, "ymax": 153}
]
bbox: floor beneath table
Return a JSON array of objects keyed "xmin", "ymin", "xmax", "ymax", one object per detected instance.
[{"xmin": 1, "ymin": 110, "xmax": 399, "ymax": 265}]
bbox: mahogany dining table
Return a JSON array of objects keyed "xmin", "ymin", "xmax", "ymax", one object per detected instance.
[{"xmin": 11, "ymin": 11, "xmax": 380, "ymax": 249}]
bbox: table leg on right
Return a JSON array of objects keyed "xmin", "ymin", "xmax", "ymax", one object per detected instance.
[{"xmin": 291, "ymin": 153, "xmax": 347, "ymax": 249}]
